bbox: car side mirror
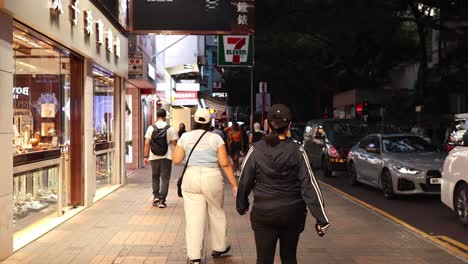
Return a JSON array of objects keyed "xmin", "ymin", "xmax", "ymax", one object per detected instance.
[{"xmin": 365, "ymin": 146, "xmax": 380, "ymax": 154}]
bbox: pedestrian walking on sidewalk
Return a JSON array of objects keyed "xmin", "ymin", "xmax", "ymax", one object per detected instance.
[
  {"xmin": 212, "ymin": 123, "xmax": 225, "ymax": 141},
  {"xmin": 224, "ymin": 122, "xmax": 243, "ymax": 175},
  {"xmin": 143, "ymin": 109, "xmax": 178, "ymax": 208},
  {"xmin": 173, "ymin": 108, "xmax": 238, "ymax": 264},
  {"xmin": 179, "ymin": 123, "xmax": 187, "ymax": 139},
  {"xmin": 249, "ymin": 122, "xmax": 265, "ymax": 148},
  {"xmin": 236, "ymin": 104, "xmax": 331, "ymax": 264}
]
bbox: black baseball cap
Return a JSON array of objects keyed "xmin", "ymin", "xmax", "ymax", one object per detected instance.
[{"xmin": 267, "ymin": 104, "xmax": 292, "ymax": 128}]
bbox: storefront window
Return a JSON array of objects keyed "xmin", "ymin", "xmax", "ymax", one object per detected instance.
[
  {"xmin": 93, "ymin": 67, "xmax": 114, "ymax": 143},
  {"xmin": 12, "ymin": 27, "xmax": 72, "ymax": 232},
  {"xmin": 93, "ymin": 66, "xmax": 116, "ymax": 192}
]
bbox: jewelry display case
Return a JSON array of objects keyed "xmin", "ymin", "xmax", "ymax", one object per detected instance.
[
  {"xmin": 95, "ymin": 151, "xmax": 113, "ymax": 189},
  {"xmin": 13, "ymin": 165, "xmax": 60, "ymax": 231}
]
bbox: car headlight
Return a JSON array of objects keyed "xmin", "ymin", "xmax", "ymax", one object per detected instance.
[{"xmin": 392, "ymin": 166, "xmax": 422, "ymax": 175}]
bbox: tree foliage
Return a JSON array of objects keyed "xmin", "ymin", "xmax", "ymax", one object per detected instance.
[
  {"xmin": 224, "ymin": 0, "xmax": 468, "ymax": 119},
  {"xmin": 224, "ymin": 0, "xmax": 419, "ymax": 120}
]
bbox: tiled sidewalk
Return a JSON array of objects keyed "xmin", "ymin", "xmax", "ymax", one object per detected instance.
[{"xmin": 2, "ymin": 166, "xmax": 466, "ymax": 264}]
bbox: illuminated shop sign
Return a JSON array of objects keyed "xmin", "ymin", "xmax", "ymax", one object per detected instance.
[
  {"xmin": 172, "ymin": 91, "xmax": 198, "ymax": 106},
  {"xmin": 70, "ymin": 0, "xmax": 80, "ymax": 25},
  {"xmin": 84, "ymin": 10, "xmax": 94, "ymax": 35},
  {"xmin": 218, "ymin": 35, "xmax": 253, "ymax": 66},
  {"xmin": 175, "ymin": 80, "xmax": 200, "ymax": 92},
  {"xmin": 50, "ymin": 0, "xmax": 64, "ymax": 14},
  {"xmin": 49, "ymin": 0, "xmax": 121, "ymax": 58},
  {"xmin": 212, "ymin": 92, "xmax": 227, "ymax": 98},
  {"xmin": 12, "ymin": 87, "xmax": 30, "ymax": 99}
]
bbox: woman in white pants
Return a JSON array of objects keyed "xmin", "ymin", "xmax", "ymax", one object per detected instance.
[{"xmin": 173, "ymin": 108, "xmax": 238, "ymax": 264}]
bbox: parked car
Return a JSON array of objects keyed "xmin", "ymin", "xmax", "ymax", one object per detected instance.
[
  {"xmin": 446, "ymin": 113, "xmax": 468, "ymax": 152},
  {"xmin": 303, "ymin": 119, "xmax": 368, "ymax": 177},
  {"xmin": 441, "ymin": 146, "xmax": 468, "ymax": 227},
  {"xmin": 348, "ymin": 134, "xmax": 446, "ymax": 199},
  {"xmin": 290, "ymin": 123, "xmax": 305, "ymax": 145}
]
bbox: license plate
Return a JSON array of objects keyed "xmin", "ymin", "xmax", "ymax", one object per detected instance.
[{"xmin": 430, "ymin": 178, "xmax": 441, "ymax": 184}]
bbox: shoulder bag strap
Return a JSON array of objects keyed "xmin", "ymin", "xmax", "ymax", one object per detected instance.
[{"xmin": 181, "ymin": 130, "xmax": 209, "ymax": 177}]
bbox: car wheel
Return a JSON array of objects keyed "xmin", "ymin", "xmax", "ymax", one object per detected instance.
[
  {"xmin": 322, "ymin": 156, "xmax": 332, "ymax": 177},
  {"xmin": 381, "ymin": 170, "xmax": 396, "ymax": 199},
  {"xmin": 348, "ymin": 161, "xmax": 358, "ymax": 186},
  {"xmin": 455, "ymin": 183, "xmax": 468, "ymax": 227}
]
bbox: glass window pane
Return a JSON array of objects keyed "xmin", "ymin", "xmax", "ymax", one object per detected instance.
[
  {"xmin": 12, "ymin": 27, "xmax": 74, "ymax": 233},
  {"xmin": 13, "ymin": 28, "xmax": 68, "ymax": 155},
  {"xmin": 93, "ymin": 68, "xmax": 115, "ymax": 143}
]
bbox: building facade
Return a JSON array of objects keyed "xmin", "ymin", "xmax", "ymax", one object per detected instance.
[{"xmin": 0, "ymin": 0, "xmax": 128, "ymax": 260}]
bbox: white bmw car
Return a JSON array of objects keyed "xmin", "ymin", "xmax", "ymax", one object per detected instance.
[{"xmin": 441, "ymin": 147, "xmax": 468, "ymax": 227}]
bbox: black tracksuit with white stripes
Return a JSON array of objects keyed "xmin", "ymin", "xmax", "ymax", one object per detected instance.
[{"xmin": 236, "ymin": 139, "xmax": 329, "ymax": 264}]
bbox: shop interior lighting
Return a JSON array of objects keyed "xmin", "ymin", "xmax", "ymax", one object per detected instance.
[
  {"xmin": 17, "ymin": 61, "xmax": 38, "ymax": 70},
  {"xmin": 92, "ymin": 70, "xmax": 106, "ymax": 77},
  {"xmin": 46, "ymin": 49, "xmax": 59, "ymax": 55},
  {"xmin": 14, "ymin": 34, "xmax": 43, "ymax": 48},
  {"xmin": 201, "ymin": 99, "xmax": 207, "ymax": 109}
]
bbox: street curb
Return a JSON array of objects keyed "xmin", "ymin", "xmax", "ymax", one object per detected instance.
[{"xmin": 320, "ymin": 181, "xmax": 468, "ymax": 262}]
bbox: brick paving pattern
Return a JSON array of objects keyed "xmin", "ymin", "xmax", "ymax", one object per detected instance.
[{"xmin": 2, "ymin": 166, "xmax": 466, "ymax": 264}]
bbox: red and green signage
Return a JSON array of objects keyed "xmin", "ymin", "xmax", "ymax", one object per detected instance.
[{"xmin": 218, "ymin": 35, "xmax": 254, "ymax": 67}]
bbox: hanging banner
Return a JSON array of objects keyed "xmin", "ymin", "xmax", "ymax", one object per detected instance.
[
  {"xmin": 130, "ymin": 0, "xmax": 255, "ymax": 34},
  {"xmin": 218, "ymin": 35, "xmax": 253, "ymax": 67}
]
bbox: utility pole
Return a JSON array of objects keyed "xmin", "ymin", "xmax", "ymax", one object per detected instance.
[
  {"xmin": 261, "ymin": 86, "xmax": 265, "ymax": 126},
  {"xmin": 250, "ymin": 66, "xmax": 254, "ymax": 132}
]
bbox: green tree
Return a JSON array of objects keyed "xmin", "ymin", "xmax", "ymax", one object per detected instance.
[{"xmin": 224, "ymin": 0, "xmax": 420, "ymax": 120}]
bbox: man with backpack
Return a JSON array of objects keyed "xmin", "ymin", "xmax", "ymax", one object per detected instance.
[{"xmin": 143, "ymin": 109, "xmax": 178, "ymax": 208}]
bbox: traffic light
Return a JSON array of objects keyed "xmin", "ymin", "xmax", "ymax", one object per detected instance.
[
  {"xmin": 363, "ymin": 101, "xmax": 369, "ymax": 116},
  {"xmin": 356, "ymin": 101, "xmax": 369, "ymax": 117}
]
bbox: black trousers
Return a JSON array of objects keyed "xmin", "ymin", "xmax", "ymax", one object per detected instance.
[
  {"xmin": 150, "ymin": 159, "xmax": 172, "ymax": 200},
  {"xmin": 250, "ymin": 203, "xmax": 307, "ymax": 264}
]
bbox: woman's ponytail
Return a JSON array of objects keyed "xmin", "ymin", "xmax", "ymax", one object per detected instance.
[{"xmin": 265, "ymin": 129, "xmax": 280, "ymax": 147}]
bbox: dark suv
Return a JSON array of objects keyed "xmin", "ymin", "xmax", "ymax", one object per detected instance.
[{"xmin": 303, "ymin": 119, "xmax": 368, "ymax": 177}]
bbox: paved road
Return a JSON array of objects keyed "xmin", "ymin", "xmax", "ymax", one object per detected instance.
[{"xmin": 315, "ymin": 169, "xmax": 468, "ymax": 249}]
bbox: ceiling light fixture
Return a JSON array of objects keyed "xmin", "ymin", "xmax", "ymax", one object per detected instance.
[{"xmin": 17, "ymin": 61, "xmax": 38, "ymax": 70}]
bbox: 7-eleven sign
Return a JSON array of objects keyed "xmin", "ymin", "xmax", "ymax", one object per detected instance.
[{"xmin": 218, "ymin": 35, "xmax": 254, "ymax": 67}]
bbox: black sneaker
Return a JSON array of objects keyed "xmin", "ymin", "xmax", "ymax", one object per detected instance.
[
  {"xmin": 158, "ymin": 200, "xmax": 167, "ymax": 208},
  {"xmin": 187, "ymin": 259, "xmax": 201, "ymax": 264},
  {"xmin": 212, "ymin": 245, "xmax": 231, "ymax": 257},
  {"xmin": 152, "ymin": 198, "xmax": 159, "ymax": 206}
]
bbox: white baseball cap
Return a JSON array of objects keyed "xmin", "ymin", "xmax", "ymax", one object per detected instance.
[{"xmin": 194, "ymin": 108, "xmax": 211, "ymax": 124}]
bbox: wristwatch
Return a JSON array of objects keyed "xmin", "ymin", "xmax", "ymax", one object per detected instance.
[{"xmin": 144, "ymin": 156, "xmax": 149, "ymax": 158}]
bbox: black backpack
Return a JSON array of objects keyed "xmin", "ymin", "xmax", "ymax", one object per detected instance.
[
  {"xmin": 252, "ymin": 131, "xmax": 264, "ymax": 143},
  {"xmin": 150, "ymin": 125, "xmax": 170, "ymax": 156}
]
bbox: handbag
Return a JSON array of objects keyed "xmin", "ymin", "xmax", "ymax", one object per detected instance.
[{"xmin": 177, "ymin": 130, "xmax": 208, "ymax": 197}]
